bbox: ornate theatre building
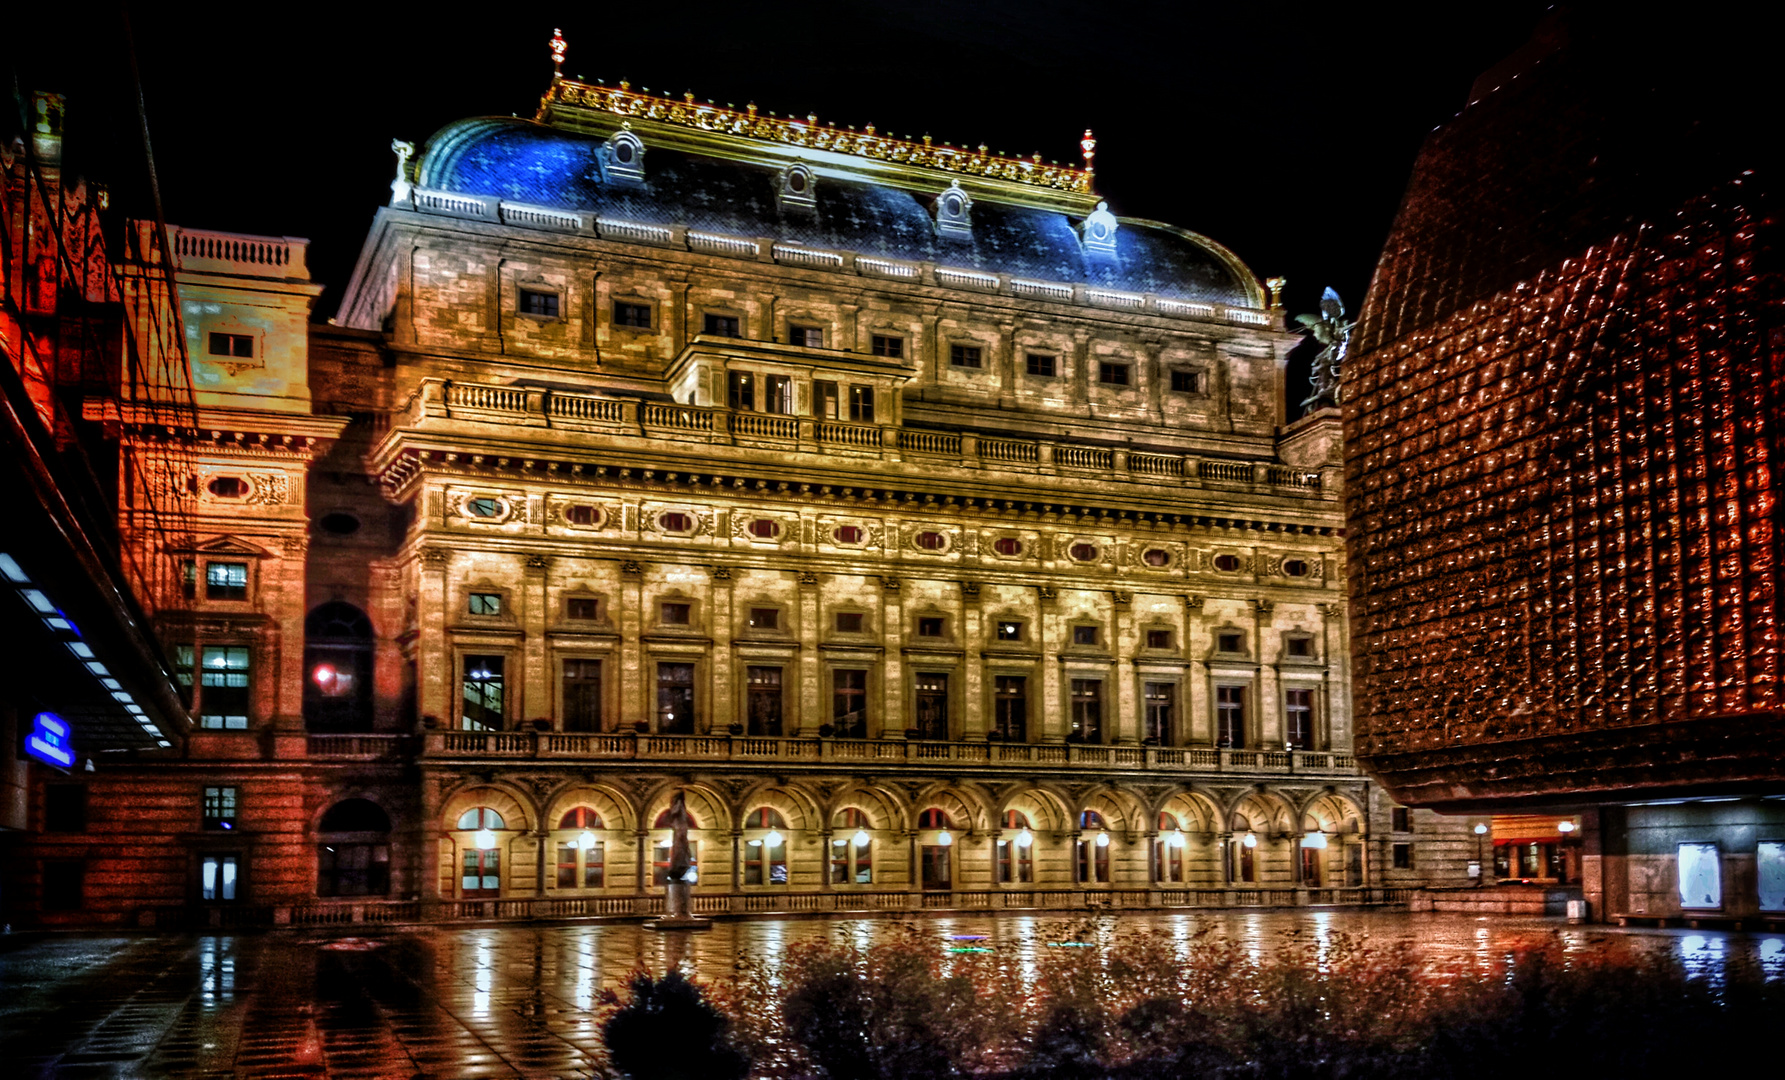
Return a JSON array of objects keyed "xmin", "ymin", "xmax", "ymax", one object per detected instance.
[{"xmin": 8, "ymin": 43, "xmax": 1469, "ymax": 927}]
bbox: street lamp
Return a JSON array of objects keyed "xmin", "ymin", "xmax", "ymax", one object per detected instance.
[{"xmin": 1473, "ymin": 822, "xmax": 1488, "ymax": 886}]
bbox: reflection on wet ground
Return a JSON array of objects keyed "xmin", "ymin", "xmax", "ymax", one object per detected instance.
[{"xmin": 3, "ymin": 911, "xmax": 1781, "ymax": 1078}]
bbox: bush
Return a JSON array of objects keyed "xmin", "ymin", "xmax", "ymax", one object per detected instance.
[{"xmin": 601, "ymin": 969, "xmax": 749, "ymax": 1080}]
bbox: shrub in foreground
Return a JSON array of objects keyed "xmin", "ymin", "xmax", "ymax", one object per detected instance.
[{"xmin": 601, "ymin": 969, "xmax": 749, "ymax": 1080}]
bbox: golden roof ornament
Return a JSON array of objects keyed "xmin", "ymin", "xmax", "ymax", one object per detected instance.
[
  {"xmin": 1080, "ymin": 129, "xmax": 1097, "ymax": 174},
  {"xmin": 549, "ymin": 28, "xmax": 567, "ymax": 79}
]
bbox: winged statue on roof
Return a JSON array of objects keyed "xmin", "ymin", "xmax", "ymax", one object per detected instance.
[{"xmin": 1296, "ymin": 287, "xmax": 1352, "ymax": 410}]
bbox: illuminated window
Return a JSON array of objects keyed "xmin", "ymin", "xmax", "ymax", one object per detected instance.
[
  {"xmin": 1154, "ymin": 812, "xmax": 1185, "ymax": 883},
  {"xmin": 1070, "ymin": 679, "xmax": 1103, "ymax": 742},
  {"xmin": 461, "ymin": 848, "xmax": 499, "ymax": 897},
  {"xmin": 1026, "ymin": 353, "xmax": 1056, "ymax": 377},
  {"xmin": 200, "ymin": 854, "xmax": 239, "ymax": 902},
  {"xmin": 950, "ymin": 344, "xmax": 982, "ymax": 369},
  {"xmin": 208, "ymin": 332, "xmax": 253, "ymax": 358},
  {"xmin": 994, "ymin": 676, "xmax": 1027, "ymax": 741},
  {"xmin": 562, "ymin": 659, "xmax": 602, "ymax": 732},
  {"xmin": 815, "ymin": 380, "xmax": 840, "ymax": 419},
  {"xmin": 205, "ymin": 561, "xmax": 248, "ymax": 601},
  {"xmin": 1286, "ymin": 688, "xmax": 1316, "ymax": 749},
  {"xmin": 652, "ymin": 839, "xmax": 699, "ymax": 886},
  {"xmin": 832, "ymin": 808, "xmax": 874, "ymax": 884},
  {"xmin": 1170, "ymin": 369, "xmax": 1203, "ymax": 393},
  {"xmin": 743, "ymin": 808, "xmax": 789, "ymax": 885},
  {"xmin": 465, "ymin": 497, "xmax": 502, "ymax": 518},
  {"xmin": 1216, "ymin": 684, "xmax": 1246, "ymax": 747},
  {"xmin": 657, "ymin": 663, "xmax": 694, "ymax": 734},
  {"xmin": 919, "ymin": 808, "xmax": 952, "ymax": 829},
  {"xmin": 728, "ymin": 371, "xmax": 755, "ymax": 411},
  {"xmin": 461, "ymin": 655, "xmax": 504, "ymax": 730},
  {"xmin": 915, "ymin": 673, "xmax": 948, "ymax": 740},
  {"xmin": 202, "ymin": 786, "xmax": 238, "ymax": 830},
  {"xmin": 997, "ymin": 810, "xmax": 1033, "ymax": 882},
  {"xmin": 871, "ymin": 334, "xmax": 903, "ymax": 358},
  {"xmin": 457, "ymin": 807, "xmax": 506, "ymax": 830},
  {"xmin": 789, "ymin": 325, "xmax": 824, "ymax": 348},
  {"xmin": 1098, "ymin": 362, "xmax": 1130, "ymax": 386},
  {"xmin": 199, "ymin": 646, "xmax": 251, "ymax": 729},
  {"xmin": 748, "ymin": 607, "xmax": 780, "ymax": 630},
  {"xmin": 1144, "ymin": 683, "xmax": 1175, "ymax": 743},
  {"xmin": 468, "ymin": 592, "xmax": 501, "ymax": 616},
  {"xmin": 833, "ymin": 669, "xmax": 868, "ymax": 737},
  {"xmin": 518, "ymin": 288, "xmax": 560, "ymax": 318},
  {"xmin": 566, "ymin": 597, "xmax": 599, "ymax": 620},
  {"xmin": 613, "ymin": 300, "xmax": 651, "ymax": 328},
  {"xmin": 849, "ymin": 385, "xmax": 875, "ymax": 422},
  {"xmin": 764, "ymin": 374, "xmax": 793, "ymax": 414},
  {"xmin": 996, "ymin": 620, "xmax": 1024, "ymax": 642},
  {"xmin": 703, "ymin": 313, "xmax": 740, "ymax": 337}
]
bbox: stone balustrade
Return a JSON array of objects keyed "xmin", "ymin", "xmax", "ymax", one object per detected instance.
[
  {"xmin": 421, "ymin": 729, "xmax": 1356, "ymax": 775},
  {"xmin": 168, "ymin": 225, "xmax": 308, "ymax": 279},
  {"xmin": 392, "ymin": 377, "xmax": 1334, "ymax": 498}
]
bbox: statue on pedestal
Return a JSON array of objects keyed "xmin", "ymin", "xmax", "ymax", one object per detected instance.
[
  {"xmin": 645, "ymin": 788, "xmax": 712, "ymax": 931},
  {"xmin": 1297, "ymin": 287, "xmax": 1353, "ymax": 410}
]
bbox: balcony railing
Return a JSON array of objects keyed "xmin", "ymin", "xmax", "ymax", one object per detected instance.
[
  {"xmin": 425, "ymin": 730, "xmax": 1356, "ymax": 775},
  {"xmin": 391, "ymin": 378, "xmax": 1335, "ymax": 498}
]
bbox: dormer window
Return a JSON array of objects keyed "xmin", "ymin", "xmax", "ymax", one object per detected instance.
[
  {"xmin": 778, "ymin": 163, "xmax": 816, "ymax": 210},
  {"xmin": 606, "ymin": 128, "xmax": 645, "ymax": 181},
  {"xmin": 1079, "ymin": 200, "xmax": 1119, "ymax": 254},
  {"xmin": 932, "ymin": 180, "xmax": 973, "ymax": 239}
]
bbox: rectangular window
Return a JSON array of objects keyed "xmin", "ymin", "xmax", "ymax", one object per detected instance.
[
  {"xmin": 1077, "ymin": 839, "xmax": 1110, "ymax": 883},
  {"xmin": 789, "ymin": 325, "xmax": 824, "ymax": 348},
  {"xmin": 566, "ymin": 597, "xmax": 599, "ymax": 620},
  {"xmin": 1678, "ymin": 842, "xmax": 1722, "ymax": 909},
  {"xmin": 1098, "ymin": 362, "xmax": 1131, "ymax": 386},
  {"xmin": 583, "ymin": 841, "xmax": 604, "ymax": 888},
  {"xmin": 1070, "ymin": 679, "xmax": 1103, "ymax": 743},
  {"xmin": 652, "ymin": 841, "xmax": 698, "ymax": 886},
  {"xmin": 202, "ymin": 786, "xmax": 238, "ymax": 830},
  {"xmin": 201, "ymin": 854, "xmax": 239, "ymax": 902},
  {"xmin": 833, "ymin": 669, "xmax": 868, "ymax": 737},
  {"xmin": 1144, "ymin": 683, "xmax": 1175, "ymax": 744},
  {"xmin": 994, "ymin": 676, "xmax": 1028, "ymax": 742},
  {"xmin": 318, "ymin": 844, "xmax": 389, "ymax": 897},
  {"xmin": 949, "ymin": 344, "xmax": 982, "ymax": 369},
  {"xmin": 703, "ymin": 313, "xmax": 740, "ymax": 337},
  {"xmin": 814, "ymin": 380, "xmax": 840, "ymax": 419},
  {"xmin": 748, "ymin": 607, "xmax": 780, "ymax": 630},
  {"xmin": 915, "ymin": 673, "xmax": 949, "ymax": 740},
  {"xmin": 205, "ymin": 562, "xmax": 248, "ymax": 601},
  {"xmin": 563, "ymin": 659, "xmax": 603, "ymax": 732},
  {"xmin": 995, "ymin": 620, "xmax": 1024, "ymax": 642},
  {"xmin": 728, "ymin": 371, "xmax": 756, "ymax": 411},
  {"xmin": 461, "ymin": 655, "xmax": 505, "ymax": 731},
  {"xmin": 657, "ymin": 663, "xmax": 695, "ymax": 734},
  {"xmin": 43, "ymin": 861, "xmax": 84, "ymax": 911},
  {"xmin": 462, "ymin": 848, "xmax": 500, "ymax": 895},
  {"xmin": 1216, "ymin": 684, "xmax": 1246, "ymax": 747},
  {"xmin": 917, "ymin": 616, "xmax": 944, "ymax": 638},
  {"xmin": 835, "ymin": 612, "xmax": 865, "ymax": 633},
  {"xmin": 832, "ymin": 835, "xmax": 873, "ymax": 884},
  {"xmin": 1286, "ymin": 636, "xmax": 1314, "ymax": 658},
  {"xmin": 1026, "ymin": 353, "xmax": 1056, "ymax": 377},
  {"xmin": 1146, "ymin": 629, "xmax": 1173, "ymax": 649},
  {"xmin": 998, "ymin": 839, "xmax": 1034, "ymax": 883},
  {"xmin": 175, "ymin": 644, "xmax": 195, "ymax": 707},
  {"xmin": 468, "ymin": 592, "xmax": 502, "ymax": 616},
  {"xmin": 744, "ymin": 837, "xmax": 788, "ymax": 886},
  {"xmin": 44, "ymin": 785, "xmax": 86, "ymax": 833},
  {"xmin": 1072, "ymin": 625, "xmax": 1098, "ymax": 646},
  {"xmin": 1391, "ymin": 807, "xmax": 1412, "ymax": 833},
  {"xmin": 1286, "ymin": 688, "xmax": 1315, "ymax": 750},
  {"xmin": 1170, "ymin": 369, "xmax": 1202, "ymax": 393},
  {"xmin": 208, "ymin": 331, "xmax": 254, "ymax": 358},
  {"xmin": 199, "ymin": 646, "xmax": 251, "ymax": 729},
  {"xmin": 1217, "ymin": 631, "xmax": 1245, "ymax": 654},
  {"xmin": 871, "ymin": 334, "xmax": 903, "ymax": 358},
  {"xmin": 921, "ymin": 844, "xmax": 951, "ymax": 890},
  {"xmin": 661, "ymin": 602, "xmax": 691, "ymax": 626},
  {"xmin": 180, "ymin": 559, "xmax": 197, "ymax": 600},
  {"xmin": 519, "ymin": 288, "xmax": 560, "ymax": 318},
  {"xmin": 746, "ymin": 666, "xmax": 783, "ymax": 736},
  {"xmin": 1392, "ymin": 843, "xmax": 1415, "ymax": 870},
  {"xmin": 1155, "ymin": 838, "xmax": 1185, "ymax": 883},
  {"xmin": 848, "ymin": 385, "xmax": 876, "ymax": 423},
  {"xmin": 613, "ymin": 300, "xmax": 652, "ymax": 328},
  {"xmin": 764, "ymin": 375, "xmax": 793, "ymax": 414},
  {"xmin": 557, "ymin": 844, "xmax": 579, "ymax": 889}
]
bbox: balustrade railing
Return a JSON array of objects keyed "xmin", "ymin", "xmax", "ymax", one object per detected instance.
[{"xmin": 390, "ymin": 377, "xmax": 1330, "ymax": 498}]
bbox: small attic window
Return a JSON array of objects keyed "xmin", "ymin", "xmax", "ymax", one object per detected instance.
[
  {"xmin": 933, "ymin": 180, "xmax": 972, "ymax": 239},
  {"xmin": 779, "ymin": 163, "xmax": 816, "ymax": 210},
  {"xmin": 606, "ymin": 129, "xmax": 645, "ymax": 181}
]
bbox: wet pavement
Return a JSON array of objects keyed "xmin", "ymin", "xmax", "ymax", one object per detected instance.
[{"xmin": 3, "ymin": 911, "xmax": 1782, "ymax": 1078}]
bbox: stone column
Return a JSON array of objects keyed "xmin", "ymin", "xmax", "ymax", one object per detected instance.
[
  {"xmin": 522, "ymin": 555, "xmax": 550, "ymax": 725},
  {"xmin": 417, "ymin": 546, "xmax": 452, "ymax": 725},
  {"xmin": 619, "ymin": 560, "xmax": 646, "ymax": 727},
  {"xmin": 709, "ymin": 566, "xmax": 734, "ymax": 734},
  {"xmin": 880, "ymin": 577, "xmax": 905, "ymax": 738},
  {"xmin": 797, "ymin": 571, "xmax": 821, "ymax": 734},
  {"xmin": 1112, "ymin": 591, "xmax": 1138, "ymax": 744},
  {"xmin": 1184, "ymin": 596, "xmax": 1210, "ymax": 743},
  {"xmin": 839, "ymin": 302, "xmax": 860, "ymax": 352},
  {"xmin": 534, "ymin": 828, "xmax": 548, "ymax": 897}
]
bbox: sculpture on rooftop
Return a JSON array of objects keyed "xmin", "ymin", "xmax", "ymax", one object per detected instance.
[{"xmin": 1296, "ymin": 287, "xmax": 1352, "ymax": 410}]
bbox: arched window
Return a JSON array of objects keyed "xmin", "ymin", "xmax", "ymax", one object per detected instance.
[
  {"xmin": 998, "ymin": 810, "xmax": 1033, "ymax": 884},
  {"xmin": 834, "ymin": 807, "xmax": 871, "ymax": 829},
  {"xmin": 303, "ymin": 601, "xmax": 374, "ymax": 733},
  {"xmin": 653, "ymin": 808, "xmax": 699, "ymax": 830},
  {"xmin": 918, "ymin": 808, "xmax": 952, "ymax": 830},
  {"xmin": 1080, "ymin": 810, "xmax": 1106, "ymax": 830},
  {"xmin": 317, "ymin": 798, "xmax": 391, "ymax": 897},
  {"xmin": 559, "ymin": 807, "xmax": 603, "ymax": 830},
  {"xmin": 918, "ymin": 809, "xmax": 953, "ymax": 891},
  {"xmin": 457, "ymin": 807, "xmax": 506, "ymax": 831},
  {"xmin": 744, "ymin": 807, "xmax": 787, "ymax": 829},
  {"xmin": 1077, "ymin": 810, "xmax": 1110, "ymax": 884},
  {"xmin": 831, "ymin": 808, "xmax": 873, "ymax": 885}
]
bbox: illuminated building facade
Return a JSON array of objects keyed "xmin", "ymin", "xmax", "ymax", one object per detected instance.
[
  {"xmin": 6, "ymin": 44, "xmax": 1470, "ymax": 926},
  {"xmin": 1345, "ymin": 15, "xmax": 1784, "ymax": 922}
]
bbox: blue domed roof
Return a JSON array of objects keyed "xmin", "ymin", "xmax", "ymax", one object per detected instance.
[{"xmin": 415, "ymin": 118, "xmax": 1258, "ymax": 307}]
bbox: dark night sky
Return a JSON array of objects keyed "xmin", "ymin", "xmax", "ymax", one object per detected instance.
[{"xmin": 11, "ymin": 2, "xmax": 1555, "ymax": 326}]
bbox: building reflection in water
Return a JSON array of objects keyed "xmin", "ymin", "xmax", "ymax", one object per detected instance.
[
  {"xmin": 472, "ymin": 936, "xmax": 493, "ymax": 1016},
  {"xmin": 199, "ymin": 936, "xmax": 235, "ymax": 1006}
]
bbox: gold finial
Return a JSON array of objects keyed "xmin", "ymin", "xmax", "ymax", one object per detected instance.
[
  {"xmin": 1267, "ymin": 276, "xmax": 1287, "ymax": 308},
  {"xmin": 1080, "ymin": 129, "xmax": 1097, "ymax": 171},
  {"xmin": 549, "ymin": 28, "xmax": 567, "ymax": 78}
]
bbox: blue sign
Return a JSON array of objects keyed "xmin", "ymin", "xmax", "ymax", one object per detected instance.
[{"xmin": 26, "ymin": 712, "xmax": 75, "ymax": 769}]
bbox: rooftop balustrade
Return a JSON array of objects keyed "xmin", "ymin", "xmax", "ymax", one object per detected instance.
[{"xmin": 386, "ymin": 378, "xmax": 1334, "ymax": 499}]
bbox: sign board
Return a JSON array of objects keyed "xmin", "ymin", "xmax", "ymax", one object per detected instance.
[{"xmin": 26, "ymin": 712, "xmax": 75, "ymax": 769}]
